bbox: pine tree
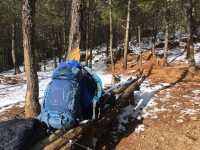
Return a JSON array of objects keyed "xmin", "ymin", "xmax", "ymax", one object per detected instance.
[
  {"xmin": 123, "ymin": 0, "xmax": 131, "ymax": 70},
  {"xmin": 66, "ymin": 0, "xmax": 81, "ymax": 59},
  {"xmin": 183, "ymin": 0, "xmax": 196, "ymax": 72},
  {"xmin": 22, "ymin": 0, "xmax": 40, "ymax": 117},
  {"xmin": 109, "ymin": 0, "xmax": 115, "ymax": 74}
]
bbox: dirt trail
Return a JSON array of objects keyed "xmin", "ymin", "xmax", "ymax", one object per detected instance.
[
  {"xmin": 102, "ymin": 54, "xmax": 200, "ymax": 150},
  {"xmin": 116, "ymin": 80, "xmax": 200, "ymax": 150}
]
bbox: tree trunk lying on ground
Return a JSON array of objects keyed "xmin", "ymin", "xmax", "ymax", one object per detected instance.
[
  {"xmin": 105, "ymin": 75, "xmax": 140, "ymax": 94},
  {"xmin": 32, "ymin": 66, "xmax": 153, "ymax": 150}
]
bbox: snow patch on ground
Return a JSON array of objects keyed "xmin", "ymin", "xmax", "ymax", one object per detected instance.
[
  {"xmin": 181, "ymin": 109, "xmax": 200, "ymax": 115},
  {"xmin": 0, "ymin": 70, "xmax": 52, "ymax": 112},
  {"xmin": 117, "ymin": 80, "xmax": 170, "ymax": 133},
  {"xmin": 195, "ymin": 51, "xmax": 200, "ymax": 67},
  {"xmin": 135, "ymin": 124, "xmax": 145, "ymax": 134},
  {"xmin": 168, "ymin": 48, "xmax": 186, "ymax": 63},
  {"xmin": 166, "ymin": 44, "xmax": 200, "ymax": 67},
  {"xmin": 192, "ymin": 89, "xmax": 200, "ymax": 94},
  {"xmin": 0, "ymin": 60, "xmax": 56, "ymax": 112}
]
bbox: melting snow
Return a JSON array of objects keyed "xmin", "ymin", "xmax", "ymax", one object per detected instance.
[
  {"xmin": 0, "ymin": 70, "xmax": 52, "ymax": 112},
  {"xmin": 117, "ymin": 80, "xmax": 170, "ymax": 132},
  {"xmin": 135, "ymin": 124, "xmax": 145, "ymax": 133},
  {"xmin": 181, "ymin": 109, "xmax": 199, "ymax": 115},
  {"xmin": 0, "ymin": 60, "xmax": 58, "ymax": 112},
  {"xmin": 192, "ymin": 89, "xmax": 200, "ymax": 94}
]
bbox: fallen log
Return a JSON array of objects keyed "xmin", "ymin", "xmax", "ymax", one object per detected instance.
[
  {"xmin": 43, "ymin": 106, "xmax": 123, "ymax": 150},
  {"xmin": 31, "ymin": 130, "xmax": 64, "ymax": 150},
  {"xmin": 105, "ymin": 76, "xmax": 139, "ymax": 94},
  {"xmin": 115, "ymin": 65, "xmax": 152, "ymax": 107},
  {"xmin": 118, "ymin": 75, "xmax": 146, "ymax": 105}
]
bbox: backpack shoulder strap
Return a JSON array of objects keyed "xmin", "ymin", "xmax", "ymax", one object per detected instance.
[{"xmin": 82, "ymin": 66, "xmax": 103, "ymax": 120}]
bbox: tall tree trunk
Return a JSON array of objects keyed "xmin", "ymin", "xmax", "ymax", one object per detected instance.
[
  {"xmin": 152, "ymin": 12, "xmax": 158, "ymax": 61},
  {"xmin": 163, "ymin": 23, "xmax": 169, "ymax": 66},
  {"xmin": 85, "ymin": 26, "xmax": 89, "ymax": 66},
  {"xmin": 109, "ymin": 0, "xmax": 115, "ymax": 74},
  {"xmin": 85, "ymin": 0, "xmax": 89, "ymax": 66},
  {"xmin": 106, "ymin": 27, "xmax": 109, "ymax": 57},
  {"xmin": 163, "ymin": 2, "xmax": 169, "ymax": 67},
  {"xmin": 43, "ymin": 48, "xmax": 47, "ymax": 71},
  {"xmin": 123, "ymin": 0, "xmax": 131, "ymax": 70},
  {"xmin": 58, "ymin": 32, "xmax": 63, "ymax": 63},
  {"xmin": 54, "ymin": 31, "xmax": 59, "ymax": 68},
  {"xmin": 51, "ymin": 26, "xmax": 57, "ymax": 68},
  {"xmin": 66, "ymin": 0, "xmax": 81, "ymax": 60},
  {"xmin": 11, "ymin": 23, "xmax": 21, "ymax": 74},
  {"xmin": 22, "ymin": 0, "xmax": 40, "ymax": 117},
  {"xmin": 138, "ymin": 26, "xmax": 142, "ymax": 72},
  {"xmin": 183, "ymin": 0, "xmax": 196, "ymax": 71},
  {"xmin": 63, "ymin": 0, "xmax": 67, "ymax": 57},
  {"xmin": 54, "ymin": 50, "xmax": 57, "ymax": 68},
  {"xmin": 88, "ymin": 0, "xmax": 96, "ymax": 68}
]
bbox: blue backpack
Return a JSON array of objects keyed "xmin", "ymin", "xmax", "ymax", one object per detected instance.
[
  {"xmin": 38, "ymin": 61, "xmax": 82, "ymax": 129},
  {"xmin": 38, "ymin": 61, "xmax": 103, "ymax": 129}
]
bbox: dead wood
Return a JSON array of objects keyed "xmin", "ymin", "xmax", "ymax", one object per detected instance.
[
  {"xmin": 31, "ymin": 130, "xmax": 65, "ymax": 150},
  {"xmin": 117, "ymin": 64, "xmax": 152, "ymax": 106},
  {"xmin": 107, "ymin": 76, "xmax": 140, "ymax": 94}
]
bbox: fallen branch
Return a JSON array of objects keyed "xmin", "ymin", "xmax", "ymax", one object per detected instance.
[
  {"xmin": 31, "ymin": 130, "xmax": 65, "ymax": 150},
  {"xmin": 106, "ymin": 76, "xmax": 140, "ymax": 94},
  {"xmin": 118, "ymin": 75, "xmax": 145, "ymax": 105},
  {"xmin": 117, "ymin": 64, "xmax": 152, "ymax": 106}
]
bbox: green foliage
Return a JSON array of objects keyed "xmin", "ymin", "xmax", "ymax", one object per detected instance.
[
  {"xmin": 97, "ymin": 0, "xmax": 127, "ymax": 26},
  {"xmin": 36, "ymin": 0, "xmax": 65, "ymax": 27},
  {"xmin": 0, "ymin": 0, "xmax": 21, "ymax": 23},
  {"xmin": 0, "ymin": 0, "xmax": 199, "ymax": 70}
]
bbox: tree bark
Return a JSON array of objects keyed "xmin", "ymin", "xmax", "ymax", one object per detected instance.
[
  {"xmin": 138, "ymin": 26, "xmax": 142, "ymax": 72},
  {"xmin": 66, "ymin": 0, "xmax": 81, "ymax": 60},
  {"xmin": 22, "ymin": 0, "xmax": 40, "ymax": 117},
  {"xmin": 123, "ymin": 0, "xmax": 131, "ymax": 70},
  {"xmin": 85, "ymin": 0, "xmax": 90, "ymax": 66},
  {"xmin": 11, "ymin": 23, "xmax": 21, "ymax": 74},
  {"xmin": 63, "ymin": 0, "xmax": 68, "ymax": 57},
  {"xmin": 88, "ymin": 0, "xmax": 96, "ymax": 68},
  {"xmin": 152, "ymin": 28, "xmax": 157, "ymax": 61},
  {"xmin": 54, "ymin": 32, "xmax": 59, "ymax": 68},
  {"xmin": 163, "ymin": 23, "xmax": 169, "ymax": 66},
  {"xmin": 58, "ymin": 32, "xmax": 63, "ymax": 63},
  {"xmin": 85, "ymin": 0, "xmax": 91, "ymax": 66},
  {"xmin": 183, "ymin": 0, "xmax": 196, "ymax": 72},
  {"xmin": 163, "ymin": 1, "xmax": 170, "ymax": 67},
  {"xmin": 109, "ymin": 0, "xmax": 115, "ymax": 74},
  {"xmin": 43, "ymin": 49, "xmax": 47, "ymax": 71}
]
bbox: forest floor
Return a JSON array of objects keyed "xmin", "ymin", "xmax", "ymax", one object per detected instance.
[
  {"xmin": 0, "ymin": 46, "xmax": 200, "ymax": 150},
  {"xmin": 100, "ymin": 54, "xmax": 200, "ymax": 150}
]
